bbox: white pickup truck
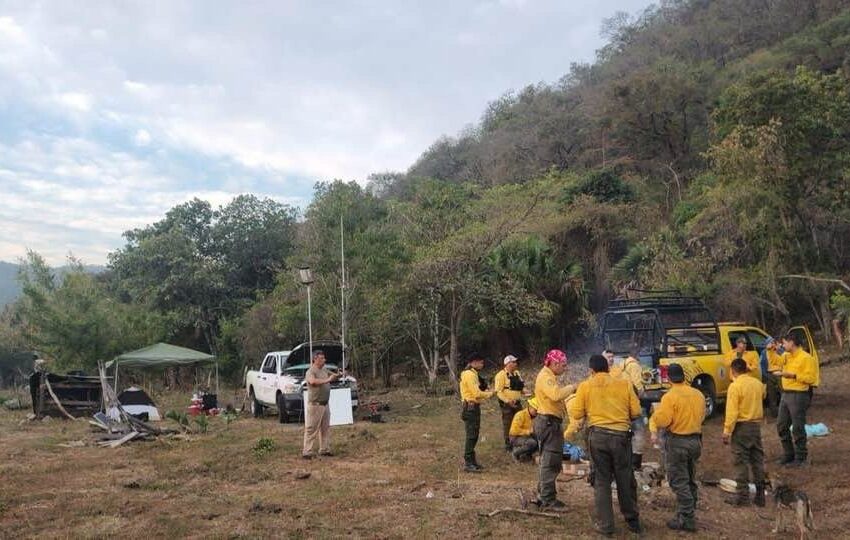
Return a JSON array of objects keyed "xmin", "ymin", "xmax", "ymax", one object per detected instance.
[{"xmin": 245, "ymin": 341, "xmax": 358, "ymax": 423}]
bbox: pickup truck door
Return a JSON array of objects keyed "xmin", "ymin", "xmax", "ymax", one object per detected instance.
[
  {"xmin": 258, "ymin": 355, "xmax": 277, "ymax": 403},
  {"xmin": 788, "ymin": 325, "xmax": 820, "ymax": 387}
]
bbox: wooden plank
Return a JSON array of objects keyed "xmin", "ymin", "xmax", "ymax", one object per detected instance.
[{"xmin": 108, "ymin": 431, "xmax": 141, "ymax": 448}]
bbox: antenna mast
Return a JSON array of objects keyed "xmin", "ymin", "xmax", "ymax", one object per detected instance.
[{"xmin": 340, "ymin": 215, "xmax": 346, "ymax": 374}]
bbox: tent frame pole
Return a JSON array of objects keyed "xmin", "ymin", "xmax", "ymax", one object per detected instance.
[{"xmin": 114, "ymin": 360, "xmax": 119, "ymax": 393}]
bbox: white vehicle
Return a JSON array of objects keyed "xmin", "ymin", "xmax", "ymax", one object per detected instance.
[{"xmin": 245, "ymin": 341, "xmax": 358, "ymax": 423}]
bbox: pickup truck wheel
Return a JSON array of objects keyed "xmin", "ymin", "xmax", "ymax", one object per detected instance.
[
  {"xmin": 277, "ymin": 393, "xmax": 289, "ymax": 424},
  {"xmin": 692, "ymin": 378, "xmax": 716, "ymax": 419},
  {"xmin": 250, "ymin": 389, "xmax": 264, "ymax": 418}
]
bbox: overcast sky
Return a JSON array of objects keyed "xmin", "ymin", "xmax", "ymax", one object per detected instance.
[{"xmin": 0, "ymin": 0, "xmax": 649, "ymax": 265}]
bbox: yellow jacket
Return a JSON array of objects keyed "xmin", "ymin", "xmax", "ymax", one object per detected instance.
[
  {"xmin": 649, "ymin": 383, "xmax": 705, "ymax": 435},
  {"xmin": 620, "ymin": 356, "xmax": 644, "ymax": 393},
  {"xmin": 724, "ymin": 350, "xmax": 761, "ymax": 380},
  {"xmin": 534, "ymin": 366, "xmax": 576, "ymax": 418},
  {"xmin": 494, "ymin": 369, "xmax": 523, "ymax": 404},
  {"xmin": 509, "ymin": 408, "xmax": 534, "ymax": 437},
  {"xmin": 724, "ymin": 374, "xmax": 765, "ymax": 434},
  {"xmin": 766, "ymin": 349, "xmax": 785, "ymax": 372},
  {"xmin": 459, "ymin": 369, "xmax": 494, "ymax": 403},
  {"xmin": 780, "ymin": 348, "xmax": 818, "ymax": 392},
  {"xmin": 565, "ymin": 373, "xmax": 639, "ymax": 437}
]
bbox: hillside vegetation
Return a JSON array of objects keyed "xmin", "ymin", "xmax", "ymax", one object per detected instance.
[{"xmin": 2, "ymin": 0, "xmax": 850, "ymax": 382}]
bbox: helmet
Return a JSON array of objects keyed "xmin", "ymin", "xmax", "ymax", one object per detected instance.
[{"xmin": 527, "ymin": 397, "xmax": 539, "ymax": 410}]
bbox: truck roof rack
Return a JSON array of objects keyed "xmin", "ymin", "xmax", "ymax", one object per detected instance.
[{"xmin": 607, "ymin": 289, "xmax": 708, "ymax": 310}]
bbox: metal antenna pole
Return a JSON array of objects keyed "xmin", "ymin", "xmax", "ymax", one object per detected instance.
[
  {"xmin": 307, "ymin": 284, "xmax": 313, "ymax": 363},
  {"xmin": 340, "ymin": 215, "xmax": 346, "ymax": 374}
]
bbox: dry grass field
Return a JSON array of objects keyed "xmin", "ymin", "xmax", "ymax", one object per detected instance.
[{"xmin": 2, "ymin": 361, "xmax": 850, "ymax": 539}]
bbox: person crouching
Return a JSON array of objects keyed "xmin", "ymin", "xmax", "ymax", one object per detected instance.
[{"xmin": 509, "ymin": 397, "xmax": 539, "ymax": 462}]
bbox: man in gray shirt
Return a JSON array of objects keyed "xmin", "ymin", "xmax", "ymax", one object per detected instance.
[{"xmin": 303, "ymin": 350, "xmax": 339, "ymax": 459}]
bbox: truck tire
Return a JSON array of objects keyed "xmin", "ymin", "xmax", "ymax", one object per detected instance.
[
  {"xmin": 277, "ymin": 392, "xmax": 289, "ymax": 424},
  {"xmin": 692, "ymin": 377, "xmax": 716, "ymax": 419},
  {"xmin": 250, "ymin": 388, "xmax": 264, "ymax": 418}
]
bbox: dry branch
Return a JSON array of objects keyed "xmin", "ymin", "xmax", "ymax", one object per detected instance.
[{"xmin": 479, "ymin": 508, "xmax": 563, "ymax": 519}]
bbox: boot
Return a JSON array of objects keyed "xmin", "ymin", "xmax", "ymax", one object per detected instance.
[
  {"xmin": 753, "ymin": 484, "xmax": 765, "ymax": 507},
  {"xmin": 463, "ymin": 456, "xmax": 480, "ymax": 473},
  {"xmin": 667, "ymin": 517, "xmax": 696, "ymax": 532},
  {"xmin": 632, "ymin": 453, "xmax": 643, "ymax": 471}
]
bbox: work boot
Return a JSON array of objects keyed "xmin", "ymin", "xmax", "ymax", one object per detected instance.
[
  {"xmin": 724, "ymin": 493, "xmax": 751, "ymax": 507},
  {"xmin": 535, "ymin": 499, "xmax": 567, "ymax": 512},
  {"xmin": 667, "ymin": 517, "xmax": 696, "ymax": 532},
  {"xmin": 632, "ymin": 453, "xmax": 643, "ymax": 471},
  {"xmin": 753, "ymin": 484, "xmax": 766, "ymax": 507},
  {"xmin": 463, "ymin": 457, "xmax": 480, "ymax": 473},
  {"xmin": 626, "ymin": 518, "xmax": 644, "ymax": 534},
  {"xmin": 777, "ymin": 455, "xmax": 795, "ymax": 465}
]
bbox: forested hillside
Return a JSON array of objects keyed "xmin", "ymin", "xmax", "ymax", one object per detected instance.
[{"xmin": 2, "ymin": 0, "xmax": 850, "ymax": 383}]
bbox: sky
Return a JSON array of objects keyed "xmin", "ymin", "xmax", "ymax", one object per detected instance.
[{"xmin": 0, "ymin": 0, "xmax": 649, "ymax": 266}]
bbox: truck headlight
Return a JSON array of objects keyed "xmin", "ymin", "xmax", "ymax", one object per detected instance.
[{"xmin": 283, "ymin": 383, "xmax": 301, "ymax": 393}]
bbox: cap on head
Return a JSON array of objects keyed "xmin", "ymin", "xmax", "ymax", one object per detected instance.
[
  {"xmin": 765, "ymin": 336, "xmax": 775, "ymax": 346},
  {"xmin": 588, "ymin": 354, "xmax": 609, "ymax": 373},
  {"xmin": 503, "ymin": 354, "xmax": 518, "ymax": 366},
  {"xmin": 527, "ymin": 397, "xmax": 539, "ymax": 410},
  {"xmin": 544, "ymin": 349, "xmax": 567, "ymax": 366},
  {"xmin": 668, "ymin": 363, "xmax": 685, "ymax": 383},
  {"xmin": 312, "ymin": 349, "xmax": 325, "ymax": 359},
  {"xmin": 735, "ymin": 337, "xmax": 747, "ymax": 346}
]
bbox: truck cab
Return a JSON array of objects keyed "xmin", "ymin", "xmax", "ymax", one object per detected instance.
[{"xmin": 601, "ymin": 290, "xmax": 818, "ymax": 417}]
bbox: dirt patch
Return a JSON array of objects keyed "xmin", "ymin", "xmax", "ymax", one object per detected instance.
[{"xmin": 1, "ymin": 364, "xmax": 848, "ymax": 538}]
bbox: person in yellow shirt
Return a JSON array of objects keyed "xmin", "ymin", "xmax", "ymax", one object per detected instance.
[
  {"xmin": 620, "ymin": 347, "xmax": 646, "ymax": 470},
  {"xmin": 494, "ymin": 354, "xmax": 525, "ymax": 451},
  {"xmin": 725, "ymin": 337, "xmax": 761, "ymax": 380},
  {"xmin": 722, "ymin": 359, "xmax": 766, "ymax": 507},
  {"xmin": 649, "ymin": 363, "xmax": 705, "ymax": 533},
  {"xmin": 459, "ymin": 352, "xmax": 495, "ymax": 472},
  {"xmin": 776, "ymin": 333, "xmax": 818, "ymax": 467},
  {"xmin": 764, "ymin": 337, "xmax": 784, "ymax": 417},
  {"xmin": 566, "ymin": 354, "xmax": 642, "ymax": 536},
  {"xmin": 509, "ymin": 397, "xmax": 538, "ymax": 462},
  {"xmin": 532, "ymin": 349, "xmax": 575, "ymax": 511}
]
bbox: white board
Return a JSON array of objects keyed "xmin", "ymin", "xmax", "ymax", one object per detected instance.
[{"xmin": 303, "ymin": 387, "xmax": 354, "ymax": 426}]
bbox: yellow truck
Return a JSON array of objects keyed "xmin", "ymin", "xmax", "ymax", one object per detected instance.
[{"xmin": 601, "ymin": 290, "xmax": 819, "ymax": 417}]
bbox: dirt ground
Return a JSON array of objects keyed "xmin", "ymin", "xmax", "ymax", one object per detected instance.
[{"xmin": 2, "ymin": 362, "xmax": 849, "ymax": 539}]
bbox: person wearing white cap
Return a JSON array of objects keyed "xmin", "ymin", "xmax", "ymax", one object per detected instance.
[{"xmin": 494, "ymin": 354, "xmax": 525, "ymax": 451}]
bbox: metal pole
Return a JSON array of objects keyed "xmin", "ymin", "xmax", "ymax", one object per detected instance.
[
  {"xmin": 307, "ymin": 284, "xmax": 313, "ymax": 363},
  {"xmin": 340, "ymin": 215, "xmax": 346, "ymax": 374}
]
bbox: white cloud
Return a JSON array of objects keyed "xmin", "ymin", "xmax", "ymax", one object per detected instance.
[
  {"xmin": 134, "ymin": 128, "xmax": 151, "ymax": 146},
  {"xmin": 56, "ymin": 92, "xmax": 92, "ymax": 111}
]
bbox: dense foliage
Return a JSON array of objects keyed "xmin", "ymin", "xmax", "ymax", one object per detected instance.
[{"xmin": 3, "ymin": 0, "xmax": 850, "ymax": 383}]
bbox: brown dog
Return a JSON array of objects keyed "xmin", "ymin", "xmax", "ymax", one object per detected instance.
[{"xmin": 772, "ymin": 482, "xmax": 815, "ymax": 540}]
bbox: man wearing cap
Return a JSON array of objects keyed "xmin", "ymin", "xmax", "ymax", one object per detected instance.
[
  {"xmin": 459, "ymin": 352, "xmax": 495, "ymax": 472},
  {"xmin": 723, "ymin": 359, "xmax": 766, "ymax": 507},
  {"xmin": 776, "ymin": 332, "xmax": 818, "ymax": 467},
  {"xmin": 566, "ymin": 354, "xmax": 643, "ymax": 536},
  {"xmin": 494, "ymin": 354, "xmax": 525, "ymax": 451},
  {"xmin": 509, "ymin": 397, "xmax": 539, "ymax": 462},
  {"xmin": 725, "ymin": 337, "xmax": 761, "ymax": 380},
  {"xmin": 532, "ymin": 349, "xmax": 576, "ymax": 510},
  {"xmin": 649, "ymin": 363, "xmax": 705, "ymax": 532}
]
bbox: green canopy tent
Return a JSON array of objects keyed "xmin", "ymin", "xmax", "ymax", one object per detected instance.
[{"xmin": 106, "ymin": 343, "xmax": 218, "ymax": 397}]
